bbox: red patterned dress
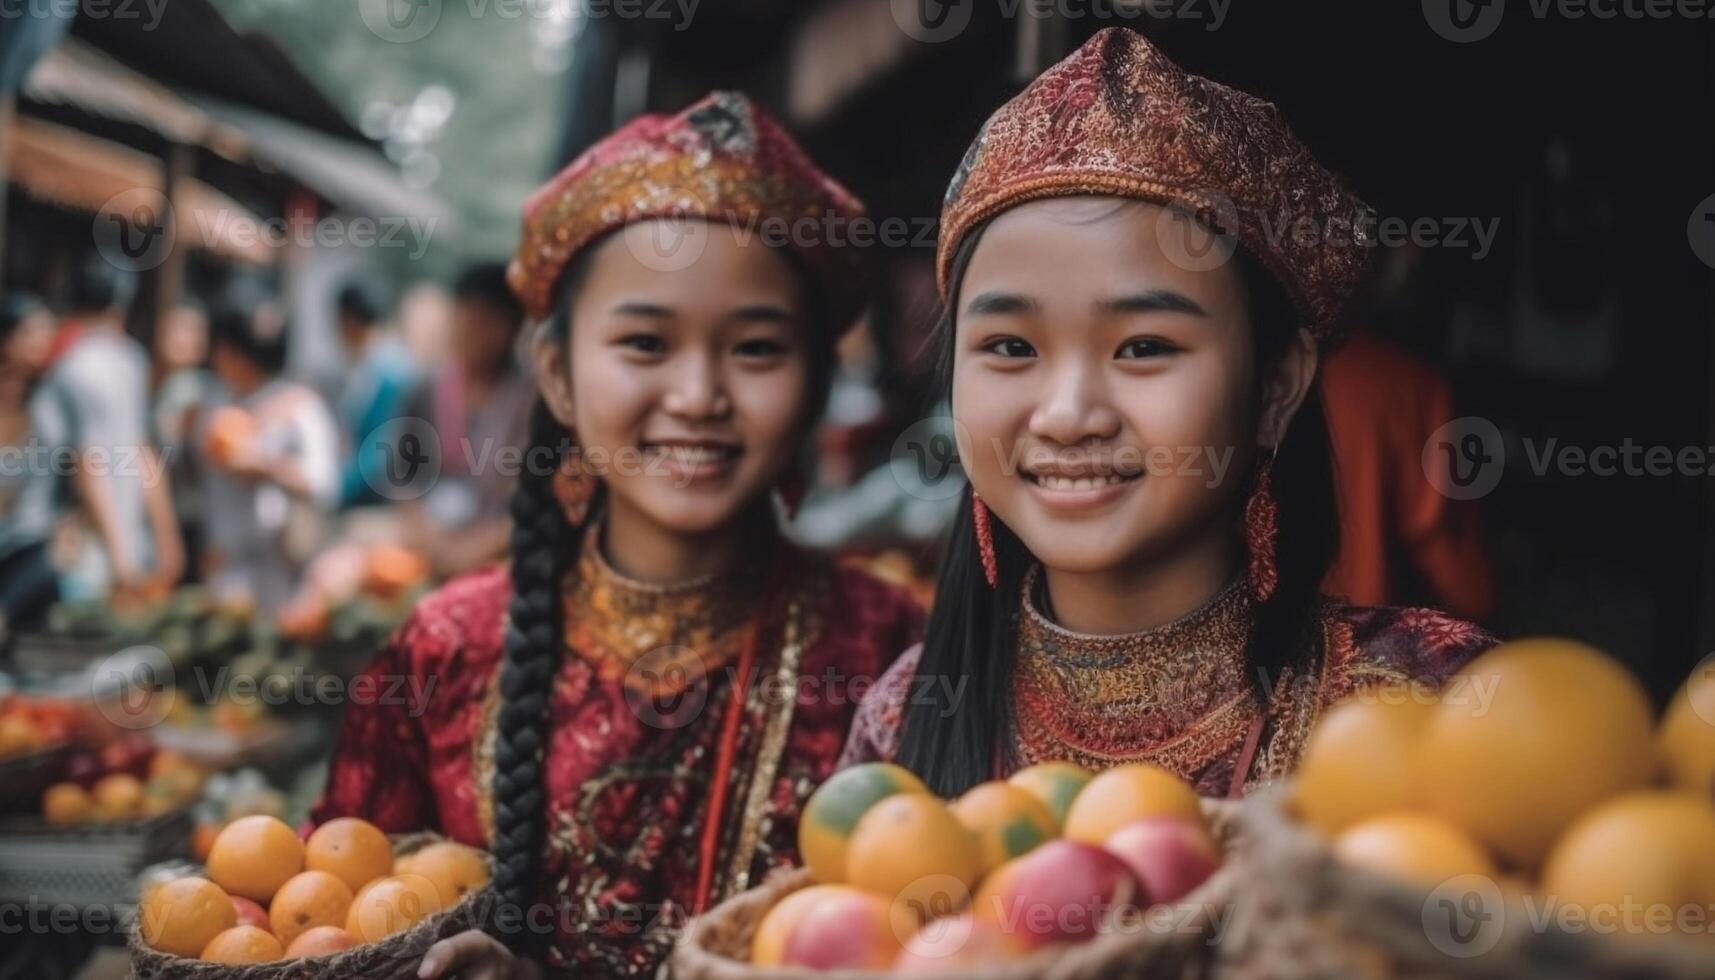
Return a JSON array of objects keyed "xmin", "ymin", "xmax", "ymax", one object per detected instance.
[
  {"xmin": 312, "ymin": 531, "xmax": 923, "ymax": 976},
  {"xmin": 839, "ymin": 565, "xmax": 1497, "ymax": 795}
]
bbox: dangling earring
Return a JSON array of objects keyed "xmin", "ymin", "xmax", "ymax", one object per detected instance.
[
  {"xmin": 1244, "ymin": 446, "xmax": 1279, "ymax": 602},
  {"xmin": 553, "ymin": 435, "xmax": 597, "ymax": 526},
  {"xmin": 775, "ymin": 470, "xmax": 807, "ymax": 521},
  {"xmin": 971, "ymin": 489, "xmax": 998, "ymax": 589}
]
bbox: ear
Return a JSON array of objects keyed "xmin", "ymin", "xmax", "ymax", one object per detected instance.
[
  {"xmin": 1257, "ymin": 327, "xmax": 1318, "ymax": 449},
  {"xmin": 531, "ymin": 325, "xmax": 577, "ymax": 430}
]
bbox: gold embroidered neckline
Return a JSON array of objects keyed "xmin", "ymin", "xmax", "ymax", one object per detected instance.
[{"xmin": 1011, "ymin": 564, "xmax": 1257, "ymax": 771}]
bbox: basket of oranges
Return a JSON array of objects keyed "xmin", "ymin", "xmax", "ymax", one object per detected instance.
[
  {"xmin": 674, "ymin": 760, "xmax": 1240, "ymax": 979},
  {"xmin": 128, "ymin": 816, "xmax": 494, "ymax": 980},
  {"xmin": 1216, "ymin": 638, "xmax": 1715, "ymax": 979}
]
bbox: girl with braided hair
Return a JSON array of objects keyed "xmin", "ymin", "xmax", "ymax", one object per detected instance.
[{"xmin": 311, "ymin": 93, "xmax": 922, "ymax": 978}]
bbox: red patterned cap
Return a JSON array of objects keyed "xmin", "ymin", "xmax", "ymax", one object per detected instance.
[
  {"xmin": 508, "ymin": 91, "xmax": 869, "ymax": 332},
  {"xmin": 938, "ymin": 28, "xmax": 1376, "ymax": 340}
]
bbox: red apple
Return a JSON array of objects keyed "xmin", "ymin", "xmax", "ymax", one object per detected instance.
[
  {"xmin": 782, "ymin": 887, "xmax": 903, "ymax": 970},
  {"xmin": 894, "ymin": 914, "xmax": 1031, "ymax": 973},
  {"xmin": 1104, "ymin": 816, "xmax": 1222, "ymax": 905},
  {"xmin": 230, "ymin": 896, "xmax": 269, "ymax": 931},
  {"xmin": 972, "ymin": 840, "xmax": 1142, "ymax": 948}
]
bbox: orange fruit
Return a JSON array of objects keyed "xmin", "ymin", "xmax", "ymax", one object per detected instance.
[
  {"xmin": 1541, "ymin": 791, "xmax": 1715, "ymax": 938},
  {"xmin": 1293, "ymin": 690, "xmax": 1437, "ymax": 836},
  {"xmin": 0, "ymin": 713, "xmax": 42, "ymax": 755},
  {"xmin": 750, "ymin": 884, "xmax": 852, "ymax": 966},
  {"xmin": 846, "ymin": 793, "xmax": 980, "ymax": 924},
  {"xmin": 42, "ymin": 782, "xmax": 92, "ymax": 826},
  {"xmin": 1007, "ymin": 761, "xmax": 1093, "ymax": 829},
  {"xmin": 204, "ymin": 406, "xmax": 258, "ymax": 465},
  {"xmin": 1658, "ymin": 663, "xmax": 1715, "ymax": 798},
  {"xmin": 140, "ymin": 877, "xmax": 237, "ymax": 958},
  {"xmin": 1062, "ymin": 764, "xmax": 1202, "ymax": 845},
  {"xmin": 1415, "ymin": 638, "xmax": 1655, "ymax": 868},
  {"xmin": 305, "ymin": 818, "xmax": 395, "ymax": 893},
  {"xmin": 92, "ymin": 773, "xmax": 143, "ymax": 821},
  {"xmin": 1333, "ymin": 812, "xmax": 1497, "ymax": 889},
  {"xmin": 364, "ymin": 545, "xmax": 429, "ymax": 598},
  {"xmin": 206, "ymin": 815, "xmax": 305, "ymax": 903},
  {"xmin": 191, "ymin": 823, "xmax": 221, "ymax": 863},
  {"xmin": 395, "ymin": 841, "xmax": 490, "ymax": 908},
  {"xmin": 269, "ymin": 870, "xmax": 354, "ymax": 948},
  {"xmin": 200, "ymin": 925, "xmax": 284, "ymax": 964},
  {"xmin": 346, "ymin": 873, "xmax": 443, "ymax": 942},
  {"xmin": 799, "ymin": 762, "xmax": 930, "ymax": 884},
  {"xmin": 284, "ymin": 925, "xmax": 358, "ymax": 958},
  {"xmin": 948, "ymin": 781, "xmax": 1057, "ymax": 874}
]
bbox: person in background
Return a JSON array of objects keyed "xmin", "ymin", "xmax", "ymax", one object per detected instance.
[
  {"xmin": 151, "ymin": 301, "xmax": 216, "ymax": 583},
  {"xmin": 47, "ymin": 255, "xmax": 182, "ymax": 603},
  {"xmin": 398, "ymin": 263, "xmax": 532, "ymax": 576},
  {"xmin": 1320, "ymin": 329, "xmax": 1497, "ymax": 621},
  {"xmin": 200, "ymin": 307, "xmax": 341, "ymax": 613},
  {"xmin": 334, "ymin": 281, "xmax": 418, "ymax": 508},
  {"xmin": 0, "ymin": 295, "xmax": 65, "ymax": 636}
]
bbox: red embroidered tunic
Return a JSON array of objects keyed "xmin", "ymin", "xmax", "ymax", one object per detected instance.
[{"xmin": 312, "ymin": 538, "xmax": 923, "ymax": 976}]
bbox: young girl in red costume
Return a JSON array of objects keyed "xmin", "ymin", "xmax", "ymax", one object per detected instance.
[
  {"xmin": 841, "ymin": 29, "xmax": 1498, "ymax": 797},
  {"xmin": 312, "ymin": 93, "xmax": 922, "ymax": 978}
]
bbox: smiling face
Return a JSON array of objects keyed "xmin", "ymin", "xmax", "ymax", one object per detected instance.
[
  {"xmin": 534, "ymin": 220, "xmax": 813, "ymax": 538},
  {"xmin": 951, "ymin": 196, "xmax": 1315, "ymax": 579}
]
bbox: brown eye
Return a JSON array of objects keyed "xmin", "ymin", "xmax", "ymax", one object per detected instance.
[
  {"xmin": 983, "ymin": 337, "xmax": 1037, "ymax": 358},
  {"xmin": 618, "ymin": 333, "xmax": 666, "ymax": 354},
  {"xmin": 1117, "ymin": 338, "xmax": 1176, "ymax": 359},
  {"xmin": 734, "ymin": 338, "xmax": 788, "ymax": 358}
]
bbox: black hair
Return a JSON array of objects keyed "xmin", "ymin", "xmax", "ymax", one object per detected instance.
[
  {"xmin": 894, "ymin": 209, "xmax": 1341, "ymax": 796},
  {"xmin": 210, "ymin": 306, "xmax": 288, "ymax": 375},
  {"xmin": 335, "ymin": 281, "xmax": 383, "ymax": 327},
  {"xmin": 454, "ymin": 263, "xmax": 526, "ymax": 335},
  {"xmin": 0, "ymin": 293, "xmax": 44, "ymax": 345},
  {"xmin": 488, "ymin": 231, "xmax": 840, "ymax": 945},
  {"xmin": 65, "ymin": 253, "xmax": 132, "ymax": 314}
]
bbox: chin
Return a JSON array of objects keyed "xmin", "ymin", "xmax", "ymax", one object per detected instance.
[
  {"xmin": 635, "ymin": 490, "xmax": 755, "ymax": 537},
  {"xmin": 1019, "ymin": 535, "xmax": 1143, "ymax": 577}
]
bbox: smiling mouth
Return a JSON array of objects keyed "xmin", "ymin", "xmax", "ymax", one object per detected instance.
[
  {"xmin": 1024, "ymin": 472, "xmax": 1138, "ymax": 491},
  {"xmin": 642, "ymin": 442, "xmax": 743, "ymax": 468}
]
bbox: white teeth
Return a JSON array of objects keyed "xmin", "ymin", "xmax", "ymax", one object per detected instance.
[{"xmin": 1034, "ymin": 474, "xmax": 1129, "ymax": 491}]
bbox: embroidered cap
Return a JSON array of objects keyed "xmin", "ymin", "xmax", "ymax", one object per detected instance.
[
  {"xmin": 508, "ymin": 91, "xmax": 869, "ymax": 333},
  {"xmin": 938, "ymin": 28, "xmax": 1376, "ymax": 341}
]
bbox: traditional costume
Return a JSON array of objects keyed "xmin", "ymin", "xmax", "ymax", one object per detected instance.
[
  {"xmin": 313, "ymin": 92, "xmax": 924, "ymax": 976},
  {"xmin": 840, "ymin": 29, "xmax": 1498, "ymax": 794}
]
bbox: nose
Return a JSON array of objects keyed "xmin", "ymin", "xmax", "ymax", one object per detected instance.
[
  {"xmin": 1027, "ymin": 360, "xmax": 1121, "ymax": 447},
  {"xmin": 660, "ymin": 347, "xmax": 732, "ymax": 420}
]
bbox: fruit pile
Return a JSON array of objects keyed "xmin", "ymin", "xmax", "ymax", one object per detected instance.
[
  {"xmin": 1292, "ymin": 637, "xmax": 1715, "ymax": 945},
  {"xmin": 756, "ymin": 760, "xmax": 1226, "ymax": 971},
  {"xmin": 139, "ymin": 815, "xmax": 490, "ymax": 964},
  {"xmin": 42, "ymin": 746, "xmax": 207, "ymax": 825}
]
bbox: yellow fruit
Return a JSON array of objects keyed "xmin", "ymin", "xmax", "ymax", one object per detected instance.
[
  {"xmin": 269, "ymin": 870, "xmax": 354, "ymax": 948},
  {"xmin": 750, "ymin": 884, "xmax": 851, "ymax": 966},
  {"xmin": 1293, "ymin": 690, "xmax": 1436, "ymax": 836},
  {"xmin": 799, "ymin": 762, "xmax": 929, "ymax": 884},
  {"xmin": 395, "ymin": 841, "xmax": 490, "ymax": 908},
  {"xmin": 346, "ymin": 874, "xmax": 442, "ymax": 942},
  {"xmin": 305, "ymin": 818, "xmax": 395, "ymax": 893},
  {"xmin": 1657, "ymin": 664, "xmax": 1715, "ymax": 798},
  {"xmin": 1333, "ymin": 812, "xmax": 1497, "ymax": 889},
  {"xmin": 92, "ymin": 773, "xmax": 144, "ymax": 821},
  {"xmin": 846, "ymin": 793, "xmax": 980, "ymax": 923},
  {"xmin": 42, "ymin": 782, "xmax": 92, "ymax": 826},
  {"xmin": 949, "ymin": 782, "xmax": 1058, "ymax": 874},
  {"xmin": 200, "ymin": 925, "xmax": 283, "ymax": 963},
  {"xmin": 1007, "ymin": 761, "xmax": 1093, "ymax": 829},
  {"xmin": 1062, "ymin": 764, "xmax": 1202, "ymax": 845},
  {"xmin": 139, "ymin": 877, "xmax": 237, "ymax": 958},
  {"xmin": 1540, "ymin": 791, "xmax": 1715, "ymax": 939},
  {"xmin": 1415, "ymin": 638, "xmax": 1654, "ymax": 868},
  {"xmin": 206, "ymin": 815, "xmax": 305, "ymax": 903}
]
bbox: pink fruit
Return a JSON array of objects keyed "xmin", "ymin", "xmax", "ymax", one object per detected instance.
[
  {"xmin": 781, "ymin": 888, "xmax": 903, "ymax": 970},
  {"xmin": 1103, "ymin": 816, "xmax": 1222, "ymax": 905},
  {"xmin": 972, "ymin": 840, "xmax": 1142, "ymax": 948},
  {"xmin": 894, "ymin": 915, "xmax": 1030, "ymax": 973},
  {"xmin": 230, "ymin": 896, "xmax": 269, "ymax": 931}
]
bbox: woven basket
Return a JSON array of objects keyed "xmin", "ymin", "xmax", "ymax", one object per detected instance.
[
  {"xmin": 1215, "ymin": 787, "xmax": 1715, "ymax": 980},
  {"xmin": 127, "ymin": 833, "xmax": 495, "ymax": 980},
  {"xmin": 672, "ymin": 799, "xmax": 1241, "ymax": 980}
]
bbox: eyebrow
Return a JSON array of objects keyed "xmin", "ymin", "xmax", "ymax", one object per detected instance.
[
  {"xmin": 729, "ymin": 303, "xmax": 798, "ymax": 326},
  {"xmin": 610, "ymin": 300, "xmax": 674, "ymax": 319},
  {"xmin": 963, "ymin": 292, "xmax": 1039, "ymax": 316},
  {"xmin": 1097, "ymin": 290, "xmax": 1208, "ymax": 317}
]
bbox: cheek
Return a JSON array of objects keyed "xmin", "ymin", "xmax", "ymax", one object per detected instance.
[
  {"xmin": 731, "ymin": 365, "xmax": 809, "ymax": 460},
  {"xmin": 569, "ymin": 348, "xmax": 653, "ymax": 448},
  {"xmin": 951, "ymin": 362, "xmax": 1022, "ymax": 479}
]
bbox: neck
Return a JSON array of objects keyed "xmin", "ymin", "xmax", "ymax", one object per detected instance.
[
  {"xmin": 600, "ymin": 495, "xmax": 764, "ymax": 585},
  {"xmin": 1040, "ymin": 532, "xmax": 1236, "ymax": 635}
]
